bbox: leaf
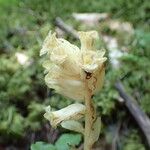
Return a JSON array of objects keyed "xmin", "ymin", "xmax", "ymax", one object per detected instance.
[
  {"xmin": 55, "ymin": 133, "xmax": 82, "ymax": 150},
  {"xmin": 31, "ymin": 141, "xmax": 56, "ymax": 150}
]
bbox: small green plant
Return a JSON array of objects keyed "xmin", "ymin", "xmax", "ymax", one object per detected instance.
[
  {"xmin": 31, "ymin": 133, "xmax": 82, "ymax": 150},
  {"xmin": 122, "ymin": 130, "xmax": 146, "ymax": 150}
]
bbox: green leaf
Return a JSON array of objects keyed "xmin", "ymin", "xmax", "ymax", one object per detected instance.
[
  {"xmin": 31, "ymin": 141, "xmax": 56, "ymax": 150},
  {"xmin": 55, "ymin": 133, "xmax": 82, "ymax": 150}
]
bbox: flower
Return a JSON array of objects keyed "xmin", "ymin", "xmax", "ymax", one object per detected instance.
[
  {"xmin": 44, "ymin": 103, "xmax": 86, "ymax": 128},
  {"xmin": 40, "ymin": 30, "xmax": 107, "ymax": 101}
]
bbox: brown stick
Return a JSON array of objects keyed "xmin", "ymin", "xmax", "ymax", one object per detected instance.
[
  {"xmin": 115, "ymin": 81, "xmax": 150, "ymax": 147},
  {"xmin": 55, "ymin": 17, "xmax": 79, "ymax": 39}
]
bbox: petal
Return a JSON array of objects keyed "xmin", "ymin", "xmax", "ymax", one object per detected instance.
[
  {"xmin": 44, "ymin": 66, "xmax": 61, "ymax": 90},
  {"xmin": 44, "ymin": 103, "xmax": 86, "ymax": 127},
  {"xmin": 50, "ymin": 51, "xmax": 67, "ymax": 65},
  {"xmin": 82, "ymin": 64, "xmax": 99, "ymax": 73},
  {"xmin": 87, "ymin": 65, "xmax": 105, "ymax": 94},
  {"xmin": 57, "ymin": 78, "xmax": 85, "ymax": 101},
  {"xmin": 50, "ymin": 40, "xmax": 81, "ymax": 75},
  {"xmin": 40, "ymin": 31, "xmax": 53, "ymax": 56},
  {"xmin": 96, "ymin": 49, "xmax": 106, "ymax": 58},
  {"xmin": 82, "ymin": 50, "xmax": 107, "ymax": 73},
  {"xmin": 61, "ymin": 120, "xmax": 84, "ymax": 134},
  {"xmin": 40, "ymin": 31, "xmax": 62, "ymax": 56},
  {"xmin": 57, "ymin": 87, "xmax": 85, "ymax": 101},
  {"xmin": 44, "ymin": 63, "xmax": 85, "ymax": 101},
  {"xmin": 78, "ymin": 31, "xmax": 99, "ymax": 51},
  {"xmin": 42, "ymin": 60, "xmax": 53, "ymax": 72},
  {"xmin": 93, "ymin": 66, "xmax": 105, "ymax": 93}
]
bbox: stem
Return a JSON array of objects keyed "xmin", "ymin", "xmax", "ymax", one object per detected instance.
[{"xmin": 84, "ymin": 83, "xmax": 96, "ymax": 150}]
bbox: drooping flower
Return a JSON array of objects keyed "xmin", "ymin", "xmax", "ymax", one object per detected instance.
[
  {"xmin": 44, "ymin": 103, "xmax": 86, "ymax": 128},
  {"xmin": 40, "ymin": 30, "xmax": 107, "ymax": 101}
]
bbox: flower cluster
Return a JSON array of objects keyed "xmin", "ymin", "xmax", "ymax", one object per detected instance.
[
  {"xmin": 40, "ymin": 30, "xmax": 107, "ymax": 149},
  {"xmin": 40, "ymin": 31, "xmax": 107, "ymax": 101}
]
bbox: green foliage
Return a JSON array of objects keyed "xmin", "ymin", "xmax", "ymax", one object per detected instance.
[
  {"xmin": 118, "ymin": 30, "xmax": 150, "ymax": 114},
  {"xmin": 0, "ymin": 106, "xmax": 25, "ymax": 137},
  {"xmin": 30, "ymin": 133, "xmax": 82, "ymax": 150},
  {"xmin": 94, "ymin": 70, "xmax": 118, "ymax": 115},
  {"xmin": 122, "ymin": 130, "xmax": 146, "ymax": 150},
  {"xmin": 23, "ymin": 0, "xmax": 149, "ymax": 28},
  {"xmin": 31, "ymin": 142, "xmax": 56, "ymax": 150},
  {"xmin": 26, "ymin": 102, "xmax": 46, "ymax": 130},
  {"xmin": 0, "ymin": 52, "xmax": 47, "ymax": 138},
  {"xmin": 55, "ymin": 133, "xmax": 82, "ymax": 150}
]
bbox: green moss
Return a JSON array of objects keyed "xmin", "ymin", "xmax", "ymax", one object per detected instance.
[{"xmin": 122, "ymin": 130, "xmax": 146, "ymax": 150}]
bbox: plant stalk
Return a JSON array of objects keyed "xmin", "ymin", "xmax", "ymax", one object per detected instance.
[{"xmin": 84, "ymin": 83, "xmax": 96, "ymax": 150}]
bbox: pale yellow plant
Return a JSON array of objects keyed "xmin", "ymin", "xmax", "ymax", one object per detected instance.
[{"xmin": 40, "ymin": 30, "xmax": 107, "ymax": 150}]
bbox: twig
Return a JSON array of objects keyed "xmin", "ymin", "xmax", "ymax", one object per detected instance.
[
  {"xmin": 111, "ymin": 121, "xmax": 122, "ymax": 150},
  {"xmin": 55, "ymin": 17, "xmax": 79, "ymax": 39},
  {"xmin": 115, "ymin": 81, "xmax": 150, "ymax": 147}
]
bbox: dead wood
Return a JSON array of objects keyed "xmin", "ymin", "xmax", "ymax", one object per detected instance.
[
  {"xmin": 115, "ymin": 81, "xmax": 150, "ymax": 147},
  {"xmin": 55, "ymin": 17, "xmax": 79, "ymax": 39}
]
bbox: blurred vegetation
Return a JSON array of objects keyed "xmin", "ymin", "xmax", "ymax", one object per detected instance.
[
  {"xmin": 0, "ymin": 0, "xmax": 149, "ymax": 149},
  {"xmin": 31, "ymin": 133, "xmax": 82, "ymax": 150}
]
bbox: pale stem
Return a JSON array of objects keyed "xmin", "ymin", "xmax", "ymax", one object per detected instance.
[{"xmin": 84, "ymin": 82, "xmax": 96, "ymax": 150}]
